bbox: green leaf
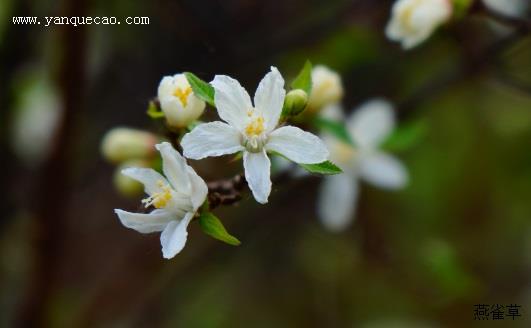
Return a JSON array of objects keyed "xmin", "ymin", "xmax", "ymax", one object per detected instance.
[
  {"xmin": 381, "ymin": 119, "xmax": 427, "ymax": 152},
  {"xmin": 184, "ymin": 72, "xmax": 215, "ymax": 107},
  {"xmin": 299, "ymin": 161, "xmax": 342, "ymax": 175},
  {"xmin": 230, "ymin": 152, "xmax": 243, "ymax": 162},
  {"xmin": 198, "ymin": 212, "xmax": 241, "ymax": 246},
  {"xmin": 451, "ymin": 0, "xmax": 474, "ymax": 19},
  {"xmin": 146, "ymin": 100, "xmax": 165, "ymax": 119},
  {"xmin": 313, "ymin": 117, "xmax": 354, "ymax": 146},
  {"xmin": 291, "ymin": 60, "xmax": 312, "ymax": 94}
]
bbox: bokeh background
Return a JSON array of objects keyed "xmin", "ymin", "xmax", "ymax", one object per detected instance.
[{"xmin": 1, "ymin": 0, "xmax": 531, "ymax": 327}]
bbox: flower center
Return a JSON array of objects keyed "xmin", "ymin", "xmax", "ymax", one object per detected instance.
[
  {"xmin": 141, "ymin": 180, "xmax": 173, "ymax": 209},
  {"xmin": 245, "ymin": 116, "xmax": 265, "ymax": 137},
  {"xmin": 331, "ymin": 141, "xmax": 356, "ymax": 166},
  {"xmin": 243, "ymin": 109, "xmax": 268, "ymax": 152},
  {"xmin": 173, "ymin": 86, "xmax": 193, "ymax": 107}
]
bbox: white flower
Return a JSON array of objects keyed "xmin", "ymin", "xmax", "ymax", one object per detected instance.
[
  {"xmin": 307, "ymin": 65, "xmax": 344, "ymax": 111},
  {"xmin": 181, "ymin": 67, "xmax": 329, "ymax": 204},
  {"xmin": 386, "ymin": 0, "xmax": 452, "ymax": 49},
  {"xmin": 114, "ymin": 142, "xmax": 208, "ymax": 259},
  {"xmin": 482, "ymin": 0, "xmax": 528, "ymax": 18},
  {"xmin": 318, "ymin": 99, "xmax": 408, "ymax": 231},
  {"xmin": 158, "ymin": 73, "xmax": 206, "ymax": 128}
]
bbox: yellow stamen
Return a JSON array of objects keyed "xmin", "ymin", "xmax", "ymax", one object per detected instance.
[
  {"xmin": 173, "ymin": 86, "xmax": 193, "ymax": 107},
  {"xmin": 245, "ymin": 116, "xmax": 265, "ymax": 137},
  {"xmin": 141, "ymin": 180, "xmax": 173, "ymax": 209}
]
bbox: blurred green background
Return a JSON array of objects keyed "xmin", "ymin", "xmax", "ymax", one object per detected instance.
[{"xmin": 1, "ymin": 0, "xmax": 531, "ymax": 327}]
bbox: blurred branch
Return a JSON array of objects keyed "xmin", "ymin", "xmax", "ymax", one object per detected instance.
[
  {"xmin": 0, "ymin": 0, "xmax": 32, "ymax": 233},
  {"xmin": 15, "ymin": 0, "xmax": 87, "ymax": 326},
  {"xmin": 492, "ymin": 70, "xmax": 531, "ymax": 94},
  {"xmin": 398, "ymin": 27, "xmax": 530, "ymax": 118},
  {"xmin": 476, "ymin": 1, "xmax": 531, "ymax": 31}
]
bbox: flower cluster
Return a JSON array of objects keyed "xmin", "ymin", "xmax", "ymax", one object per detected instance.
[
  {"xmin": 106, "ymin": 65, "xmax": 348, "ymax": 258},
  {"xmin": 101, "ymin": 53, "xmax": 421, "ymax": 258}
]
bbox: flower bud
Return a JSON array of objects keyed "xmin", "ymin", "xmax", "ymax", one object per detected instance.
[
  {"xmin": 113, "ymin": 160, "xmax": 147, "ymax": 197},
  {"xmin": 101, "ymin": 127, "xmax": 157, "ymax": 163},
  {"xmin": 157, "ymin": 73, "xmax": 206, "ymax": 128},
  {"xmin": 283, "ymin": 89, "xmax": 308, "ymax": 116},
  {"xmin": 307, "ymin": 65, "xmax": 344, "ymax": 112},
  {"xmin": 386, "ymin": 0, "xmax": 452, "ymax": 49}
]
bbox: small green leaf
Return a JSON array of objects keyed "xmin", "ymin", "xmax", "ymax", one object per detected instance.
[
  {"xmin": 184, "ymin": 72, "xmax": 215, "ymax": 107},
  {"xmin": 291, "ymin": 60, "xmax": 312, "ymax": 94},
  {"xmin": 313, "ymin": 117, "xmax": 354, "ymax": 146},
  {"xmin": 230, "ymin": 152, "xmax": 243, "ymax": 162},
  {"xmin": 381, "ymin": 119, "xmax": 427, "ymax": 152},
  {"xmin": 146, "ymin": 100, "xmax": 165, "ymax": 119},
  {"xmin": 451, "ymin": 0, "xmax": 474, "ymax": 19},
  {"xmin": 198, "ymin": 212, "xmax": 241, "ymax": 246},
  {"xmin": 299, "ymin": 161, "xmax": 342, "ymax": 175}
]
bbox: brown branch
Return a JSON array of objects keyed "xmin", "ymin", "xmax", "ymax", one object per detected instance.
[
  {"xmin": 207, "ymin": 173, "xmax": 246, "ymax": 209},
  {"xmin": 206, "ymin": 165, "xmax": 297, "ymax": 209}
]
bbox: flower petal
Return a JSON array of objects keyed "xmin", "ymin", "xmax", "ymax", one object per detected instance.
[
  {"xmin": 157, "ymin": 76, "xmax": 175, "ymax": 99},
  {"xmin": 121, "ymin": 167, "xmax": 168, "ymax": 195},
  {"xmin": 359, "ymin": 151, "xmax": 408, "ymax": 189},
  {"xmin": 165, "ymin": 190, "xmax": 193, "ymax": 215},
  {"xmin": 155, "ymin": 142, "xmax": 191, "ymax": 194},
  {"xmin": 186, "ymin": 166, "xmax": 208, "ymax": 210},
  {"xmin": 318, "ymin": 175, "xmax": 358, "ymax": 232},
  {"xmin": 266, "ymin": 126, "xmax": 329, "ymax": 164},
  {"xmin": 181, "ymin": 122, "xmax": 244, "ymax": 160},
  {"xmin": 114, "ymin": 209, "xmax": 174, "ymax": 233},
  {"xmin": 320, "ymin": 103, "xmax": 345, "ymax": 121},
  {"xmin": 160, "ymin": 212, "xmax": 194, "ymax": 259},
  {"xmin": 211, "ymin": 75, "xmax": 252, "ymax": 130},
  {"xmin": 348, "ymin": 99, "xmax": 395, "ymax": 149},
  {"xmin": 243, "ymin": 150, "xmax": 271, "ymax": 204},
  {"xmin": 254, "ymin": 66, "xmax": 285, "ymax": 132}
]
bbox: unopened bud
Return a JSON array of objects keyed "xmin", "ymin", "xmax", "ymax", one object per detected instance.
[
  {"xmin": 307, "ymin": 65, "xmax": 344, "ymax": 112},
  {"xmin": 113, "ymin": 160, "xmax": 147, "ymax": 197},
  {"xmin": 101, "ymin": 127, "xmax": 157, "ymax": 163},
  {"xmin": 284, "ymin": 89, "xmax": 308, "ymax": 116},
  {"xmin": 158, "ymin": 73, "xmax": 206, "ymax": 128}
]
